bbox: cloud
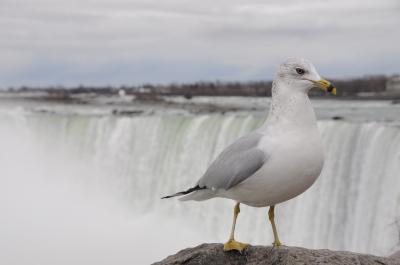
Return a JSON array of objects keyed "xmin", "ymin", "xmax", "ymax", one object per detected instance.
[{"xmin": 0, "ymin": 0, "xmax": 399, "ymax": 87}]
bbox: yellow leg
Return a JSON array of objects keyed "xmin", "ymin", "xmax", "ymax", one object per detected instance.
[
  {"xmin": 268, "ymin": 205, "xmax": 282, "ymax": 247},
  {"xmin": 223, "ymin": 202, "xmax": 249, "ymax": 252}
]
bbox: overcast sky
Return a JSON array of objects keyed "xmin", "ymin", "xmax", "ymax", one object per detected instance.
[{"xmin": 0, "ymin": 0, "xmax": 399, "ymax": 87}]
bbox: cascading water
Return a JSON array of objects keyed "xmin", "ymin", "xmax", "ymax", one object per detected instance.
[{"xmin": 0, "ymin": 106, "xmax": 399, "ymax": 264}]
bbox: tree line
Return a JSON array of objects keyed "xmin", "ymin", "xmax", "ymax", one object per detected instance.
[{"xmin": 7, "ymin": 75, "xmax": 388, "ymax": 98}]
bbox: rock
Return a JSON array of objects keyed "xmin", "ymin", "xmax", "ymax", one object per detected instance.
[
  {"xmin": 153, "ymin": 243, "xmax": 400, "ymax": 265},
  {"xmin": 331, "ymin": 116, "xmax": 344, "ymax": 120},
  {"xmin": 390, "ymin": 251, "xmax": 400, "ymax": 259}
]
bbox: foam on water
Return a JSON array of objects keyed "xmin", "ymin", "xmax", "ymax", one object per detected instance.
[{"xmin": 0, "ymin": 109, "xmax": 399, "ymax": 264}]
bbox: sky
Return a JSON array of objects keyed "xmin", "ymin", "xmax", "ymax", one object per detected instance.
[{"xmin": 0, "ymin": 0, "xmax": 399, "ymax": 87}]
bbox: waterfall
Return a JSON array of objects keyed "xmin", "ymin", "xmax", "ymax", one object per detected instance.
[{"xmin": 0, "ymin": 109, "xmax": 399, "ymax": 264}]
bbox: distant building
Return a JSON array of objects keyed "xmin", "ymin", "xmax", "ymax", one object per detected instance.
[
  {"xmin": 137, "ymin": 86, "xmax": 151, "ymax": 93},
  {"xmin": 118, "ymin": 89, "xmax": 126, "ymax": 97},
  {"xmin": 386, "ymin": 75, "xmax": 400, "ymax": 92}
]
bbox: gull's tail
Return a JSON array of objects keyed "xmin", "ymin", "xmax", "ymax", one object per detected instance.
[{"xmin": 161, "ymin": 185, "xmax": 206, "ymax": 199}]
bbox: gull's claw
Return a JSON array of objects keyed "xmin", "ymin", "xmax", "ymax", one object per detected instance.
[{"xmin": 223, "ymin": 239, "xmax": 249, "ymax": 252}]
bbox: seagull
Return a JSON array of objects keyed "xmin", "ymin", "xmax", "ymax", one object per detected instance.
[{"xmin": 162, "ymin": 58, "xmax": 336, "ymax": 251}]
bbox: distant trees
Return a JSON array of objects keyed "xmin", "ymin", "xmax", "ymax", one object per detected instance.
[
  {"xmin": 4, "ymin": 75, "xmax": 390, "ymax": 98},
  {"xmin": 330, "ymin": 75, "xmax": 387, "ymax": 96}
]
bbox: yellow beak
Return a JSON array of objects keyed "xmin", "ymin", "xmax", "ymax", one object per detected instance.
[{"xmin": 311, "ymin": 79, "xmax": 337, "ymax": 95}]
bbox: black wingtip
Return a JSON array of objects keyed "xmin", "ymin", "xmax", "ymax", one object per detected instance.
[{"xmin": 161, "ymin": 185, "xmax": 206, "ymax": 199}]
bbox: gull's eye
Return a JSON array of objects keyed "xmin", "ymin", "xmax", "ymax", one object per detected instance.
[{"xmin": 295, "ymin": 68, "xmax": 305, "ymax": 75}]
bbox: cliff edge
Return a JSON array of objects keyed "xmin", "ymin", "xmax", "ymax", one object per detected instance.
[{"xmin": 154, "ymin": 243, "xmax": 400, "ymax": 265}]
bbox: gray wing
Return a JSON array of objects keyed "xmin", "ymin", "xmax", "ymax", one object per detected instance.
[{"xmin": 198, "ymin": 132, "xmax": 268, "ymax": 190}]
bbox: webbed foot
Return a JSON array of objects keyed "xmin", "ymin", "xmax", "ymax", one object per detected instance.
[
  {"xmin": 272, "ymin": 240, "xmax": 283, "ymax": 247},
  {"xmin": 223, "ymin": 239, "xmax": 249, "ymax": 252}
]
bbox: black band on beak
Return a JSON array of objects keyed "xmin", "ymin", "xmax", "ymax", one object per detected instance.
[{"xmin": 327, "ymin": 83, "xmax": 335, "ymax": 93}]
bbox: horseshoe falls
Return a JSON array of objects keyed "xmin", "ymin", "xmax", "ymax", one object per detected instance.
[{"xmin": 0, "ymin": 102, "xmax": 399, "ymax": 264}]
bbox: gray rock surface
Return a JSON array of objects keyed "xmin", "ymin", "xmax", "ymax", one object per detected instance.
[
  {"xmin": 390, "ymin": 251, "xmax": 400, "ymax": 260},
  {"xmin": 153, "ymin": 243, "xmax": 400, "ymax": 265}
]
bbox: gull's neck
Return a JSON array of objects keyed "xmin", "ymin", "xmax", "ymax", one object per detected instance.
[{"xmin": 263, "ymin": 80, "xmax": 318, "ymax": 131}]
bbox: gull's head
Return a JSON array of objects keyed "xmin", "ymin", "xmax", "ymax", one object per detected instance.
[{"xmin": 275, "ymin": 57, "xmax": 336, "ymax": 95}]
